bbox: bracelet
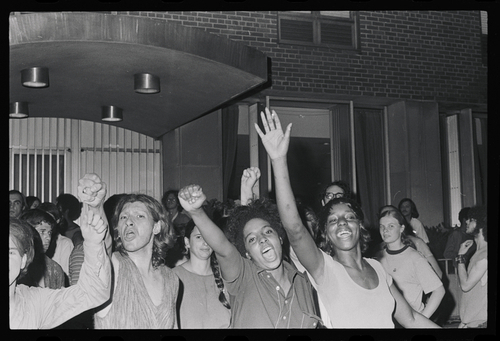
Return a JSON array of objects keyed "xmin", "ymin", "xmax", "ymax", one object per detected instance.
[{"xmin": 455, "ymin": 255, "xmax": 466, "ymax": 264}]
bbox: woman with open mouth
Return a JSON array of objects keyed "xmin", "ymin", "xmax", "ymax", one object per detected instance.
[
  {"xmin": 256, "ymin": 107, "xmax": 441, "ymax": 328},
  {"xmin": 178, "ymin": 180, "xmax": 321, "ymax": 329}
]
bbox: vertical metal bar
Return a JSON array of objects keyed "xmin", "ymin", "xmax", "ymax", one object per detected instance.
[
  {"xmin": 41, "ymin": 119, "xmax": 46, "ymax": 202},
  {"xmin": 33, "ymin": 118, "xmax": 38, "ymax": 198},
  {"xmin": 9, "ymin": 120, "xmax": 15, "ymax": 189},
  {"xmin": 26, "ymin": 118, "xmax": 31, "ymax": 195},
  {"xmin": 48, "ymin": 118, "xmax": 53, "ymax": 203},
  {"xmin": 56, "ymin": 118, "xmax": 60, "ymax": 196}
]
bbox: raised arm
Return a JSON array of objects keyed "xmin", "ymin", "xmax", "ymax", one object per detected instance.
[
  {"xmin": 178, "ymin": 184, "xmax": 241, "ymax": 282},
  {"xmin": 240, "ymin": 167, "xmax": 261, "ymax": 206},
  {"xmin": 255, "ymin": 108, "xmax": 324, "ymax": 280},
  {"xmin": 77, "ymin": 173, "xmax": 112, "ymax": 256}
]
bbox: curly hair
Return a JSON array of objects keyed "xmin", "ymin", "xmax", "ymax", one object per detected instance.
[
  {"xmin": 111, "ymin": 193, "xmax": 176, "ymax": 269},
  {"xmin": 316, "ymin": 197, "xmax": 371, "ymax": 256},
  {"xmin": 225, "ymin": 198, "xmax": 288, "ymax": 260}
]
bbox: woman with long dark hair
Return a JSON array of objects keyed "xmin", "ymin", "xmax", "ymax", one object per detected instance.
[{"xmin": 172, "ymin": 218, "xmax": 231, "ymax": 328}]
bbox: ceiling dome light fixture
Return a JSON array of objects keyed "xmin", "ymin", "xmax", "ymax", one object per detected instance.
[
  {"xmin": 101, "ymin": 105, "xmax": 123, "ymax": 122},
  {"xmin": 10, "ymin": 102, "xmax": 29, "ymax": 118},
  {"xmin": 134, "ymin": 73, "xmax": 160, "ymax": 94},
  {"xmin": 21, "ymin": 67, "xmax": 49, "ymax": 88}
]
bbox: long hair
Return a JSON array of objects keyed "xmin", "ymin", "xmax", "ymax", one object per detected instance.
[
  {"xmin": 225, "ymin": 198, "xmax": 288, "ymax": 261},
  {"xmin": 379, "ymin": 208, "xmax": 416, "ymax": 249},
  {"xmin": 317, "ymin": 197, "xmax": 371, "ymax": 256},
  {"xmin": 398, "ymin": 198, "xmax": 419, "ymax": 219},
  {"xmin": 111, "ymin": 193, "xmax": 175, "ymax": 269},
  {"xmin": 9, "ymin": 218, "xmax": 35, "ymax": 280},
  {"xmin": 183, "ymin": 219, "xmax": 230, "ymax": 310},
  {"xmin": 17, "ymin": 225, "xmax": 47, "ymax": 287}
]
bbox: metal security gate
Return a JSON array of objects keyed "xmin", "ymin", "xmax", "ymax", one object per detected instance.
[{"xmin": 9, "ymin": 117, "xmax": 163, "ymax": 203}]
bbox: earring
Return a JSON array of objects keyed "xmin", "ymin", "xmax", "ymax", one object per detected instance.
[{"xmin": 245, "ymin": 252, "xmax": 252, "ymax": 260}]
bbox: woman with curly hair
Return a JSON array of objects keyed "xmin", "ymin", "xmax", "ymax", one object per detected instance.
[
  {"xmin": 75, "ymin": 173, "xmax": 178, "ymax": 329},
  {"xmin": 256, "ymin": 107, "xmax": 440, "ymax": 328},
  {"xmin": 178, "ymin": 183, "xmax": 320, "ymax": 329}
]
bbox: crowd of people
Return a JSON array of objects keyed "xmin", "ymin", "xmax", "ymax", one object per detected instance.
[{"xmin": 9, "ymin": 108, "xmax": 488, "ymax": 330}]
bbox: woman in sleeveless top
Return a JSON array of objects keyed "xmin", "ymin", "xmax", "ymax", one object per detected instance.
[{"xmin": 256, "ymin": 107, "xmax": 440, "ymax": 328}]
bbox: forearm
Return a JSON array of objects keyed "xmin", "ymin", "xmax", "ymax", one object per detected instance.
[
  {"xmin": 189, "ymin": 208, "xmax": 237, "ymax": 258},
  {"xmin": 406, "ymin": 311, "xmax": 441, "ymax": 328},
  {"xmin": 271, "ymin": 156, "xmax": 306, "ymax": 239},
  {"xmin": 83, "ymin": 203, "xmax": 112, "ymax": 256},
  {"xmin": 421, "ymin": 286, "xmax": 445, "ymax": 318}
]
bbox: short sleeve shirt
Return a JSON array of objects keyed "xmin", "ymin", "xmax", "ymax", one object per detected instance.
[
  {"xmin": 379, "ymin": 247, "xmax": 443, "ymax": 313},
  {"xmin": 223, "ymin": 255, "xmax": 320, "ymax": 329}
]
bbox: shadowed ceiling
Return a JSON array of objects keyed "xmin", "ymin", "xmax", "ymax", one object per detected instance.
[{"xmin": 9, "ymin": 12, "xmax": 271, "ymax": 139}]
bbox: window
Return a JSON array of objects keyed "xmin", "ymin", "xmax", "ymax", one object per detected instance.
[
  {"xmin": 278, "ymin": 11, "xmax": 359, "ymax": 50},
  {"xmin": 9, "ymin": 117, "xmax": 163, "ymax": 202}
]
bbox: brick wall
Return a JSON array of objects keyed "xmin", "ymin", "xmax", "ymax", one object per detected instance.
[{"xmin": 121, "ymin": 10, "xmax": 487, "ymax": 107}]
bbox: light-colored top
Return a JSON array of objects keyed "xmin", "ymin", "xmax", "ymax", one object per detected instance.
[
  {"xmin": 172, "ymin": 264, "xmax": 231, "ymax": 329},
  {"xmin": 379, "ymin": 246, "xmax": 443, "ymax": 313},
  {"xmin": 316, "ymin": 250, "xmax": 395, "ymax": 328},
  {"xmin": 410, "ymin": 217, "xmax": 429, "ymax": 244},
  {"xmin": 94, "ymin": 252, "xmax": 178, "ymax": 329},
  {"xmin": 289, "ymin": 247, "xmax": 332, "ymax": 328},
  {"xmin": 10, "ymin": 241, "xmax": 110, "ymax": 329},
  {"xmin": 460, "ymin": 246, "xmax": 487, "ymax": 327},
  {"xmin": 53, "ymin": 234, "xmax": 74, "ymax": 276},
  {"xmin": 224, "ymin": 255, "xmax": 320, "ymax": 329}
]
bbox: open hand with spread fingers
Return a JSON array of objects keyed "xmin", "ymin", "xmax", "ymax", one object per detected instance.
[{"xmin": 254, "ymin": 107, "xmax": 292, "ymax": 161}]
